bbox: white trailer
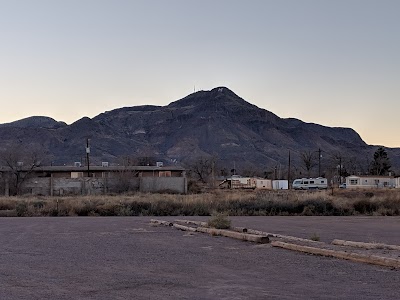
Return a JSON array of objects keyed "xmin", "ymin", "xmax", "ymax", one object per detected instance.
[
  {"xmin": 272, "ymin": 180, "xmax": 289, "ymax": 190},
  {"xmin": 292, "ymin": 178, "xmax": 328, "ymax": 190}
]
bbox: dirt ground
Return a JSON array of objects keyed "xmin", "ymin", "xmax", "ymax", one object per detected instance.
[{"xmin": 0, "ymin": 216, "xmax": 399, "ymax": 300}]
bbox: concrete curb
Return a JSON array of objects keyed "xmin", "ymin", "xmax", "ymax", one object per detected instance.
[
  {"xmin": 197, "ymin": 227, "xmax": 269, "ymax": 244},
  {"xmin": 153, "ymin": 219, "xmax": 269, "ymax": 244},
  {"xmin": 173, "ymin": 223, "xmax": 197, "ymax": 232},
  {"xmin": 246, "ymin": 228, "xmax": 323, "ymax": 244},
  {"xmin": 272, "ymin": 241, "xmax": 400, "ymax": 269},
  {"xmin": 150, "ymin": 219, "xmax": 173, "ymax": 227},
  {"xmin": 174, "ymin": 219, "xmax": 207, "ymax": 227},
  {"xmin": 332, "ymin": 239, "xmax": 400, "ymax": 251}
]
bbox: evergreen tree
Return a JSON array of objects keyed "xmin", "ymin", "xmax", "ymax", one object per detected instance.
[{"xmin": 370, "ymin": 147, "xmax": 391, "ymax": 175}]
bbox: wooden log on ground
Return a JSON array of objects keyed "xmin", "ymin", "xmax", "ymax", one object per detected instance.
[
  {"xmin": 175, "ymin": 219, "xmax": 248, "ymax": 233},
  {"xmin": 173, "ymin": 223, "xmax": 197, "ymax": 232},
  {"xmin": 150, "ymin": 219, "xmax": 173, "ymax": 227},
  {"xmin": 332, "ymin": 239, "xmax": 400, "ymax": 251},
  {"xmin": 272, "ymin": 241, "xmax": 400, "ymax": 269},
  {"xmin": 197, "ymin": 227, "xmax": 269, "ymax": 244},
  {"xmin": 246, "ymin": 228, "xmax": 323, "ymax": 243},
  {"xmin": 175, "ymin": 219, "xmax": 208, "ymax": 227},
  {"xmin": 231, "ymin": 226, "xmax": 248, "ymax": 233},
  {"xmin": 246, "ymin": 228, "xmax": 276, "ymax": 238}
]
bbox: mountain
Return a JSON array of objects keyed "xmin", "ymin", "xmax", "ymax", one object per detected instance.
[
  {"xmin": 0, "ymin": 116, "xmax": 67, "ymax": 129},
  {"xmin": 0, "ymin": 87, "xmax": 399, "ymax": 175}
]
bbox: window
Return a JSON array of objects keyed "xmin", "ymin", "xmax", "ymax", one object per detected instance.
[
  {"xmin": 309, "ymin": 181, "xmax": 314, "ymax": 184},
  {"xmin": 304, "ymin": 181, "xmax": 309, "ymax": 184},
  {"xmin": 71, "ymin": 172, "xmax": 84, "ymax": 178},
  {"xmin": 349, "ymin": 179, "xmax": 358, "ymax": 185},
  {"xmin": 159, "ymin": 171, "xmax": 171, "ymax": 177}
]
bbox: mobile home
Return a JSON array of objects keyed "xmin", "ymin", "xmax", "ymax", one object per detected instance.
[{"xmin": 345, "ymin": 175, "xmax": 395, "ymax": 189}]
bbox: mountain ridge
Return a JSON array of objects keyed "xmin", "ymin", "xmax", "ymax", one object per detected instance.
[{"xmin": 0, "ymin": 87, "xmax": 398, "ymax": 175}]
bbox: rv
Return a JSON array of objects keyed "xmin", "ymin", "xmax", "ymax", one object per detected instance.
[{"xmin": 292, "ymin": 178, "xmax": 328, "ymax": 190}]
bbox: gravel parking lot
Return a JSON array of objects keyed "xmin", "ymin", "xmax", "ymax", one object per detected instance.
[{"xmin": 0, "ymin": 216, "xmax": 399, "ymax": 300}]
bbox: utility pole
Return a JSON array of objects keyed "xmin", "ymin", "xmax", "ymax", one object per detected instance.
[
  {"xmin": 318, "ymin": 148, "xmax": 321, "ymax": 177},
  {"xmin": 288, "ymin": 151, "xmax": 291, "ymax": 189},
  {"xmin": 86, "ymin": 138, "xmax": 90, "ymax": 177},
  {"xmin": 339, "ymin": 156, "xmax": 342, "ymax": 184}
]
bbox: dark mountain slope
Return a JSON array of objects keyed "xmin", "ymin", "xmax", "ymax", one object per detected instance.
[{"xmin": 0, "ymin": 87, "xmax": 398, "ymax": 174}]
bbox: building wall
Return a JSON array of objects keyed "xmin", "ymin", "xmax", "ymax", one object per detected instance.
[
  {"xmin": 395, "ymin": 177, "xmax": 400, "ymax": 188},
  {"xmin": 139, "ymin": 177, "xmax": 187, "ymax": 194},
  {"xmin": 19, "ymin": 176, "xmax": 186, "ymax": 196},
  {"xmin": 272, "ymin": 180, "xmax": 289, "ymax": 190},
  {"xmin": 256, "ymin": 179, "xmax": 272, "ymax": 189}
]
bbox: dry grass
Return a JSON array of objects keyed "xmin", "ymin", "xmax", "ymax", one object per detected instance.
[{"xmin": 0, "ymin": 189, "xmax": 399, "ymax": 217}]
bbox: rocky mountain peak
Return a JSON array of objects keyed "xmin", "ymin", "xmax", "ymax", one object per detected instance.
[{"xmin": 0, "ymin": 116, "xmax": 66, "ymax": 129}]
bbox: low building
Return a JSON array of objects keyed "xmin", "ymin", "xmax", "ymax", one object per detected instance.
[
  {"xmin": 219, "ymin": 176, "xmax": 257, "ymax": 189},
  {"xmin": 396, "ymin": 177, "xmax": 400, "ymax": 188},
  {"xmin": 0, "ymin": 165, "xmax": 187, "ymax": 196},
  {"xmin": 256, "ymin": 179, "xmax": 272, "ymax": 189},
  {"xmin": 345, "ymin": 175, "xmax": 396, "ymax": 189},
  {"xmin": 272, "ymin": 180, "xmax": 289, "ymax": 190},
  {"xmin": 219, "ymin": 176, "xmax": 285, "ymax": 190}
]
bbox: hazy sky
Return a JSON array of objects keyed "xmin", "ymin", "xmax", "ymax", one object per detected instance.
[{"xmin": 0, "ymin": 0, "xmax": 399, "ymax": 147}]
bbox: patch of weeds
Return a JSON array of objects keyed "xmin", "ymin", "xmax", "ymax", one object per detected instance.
[
  {"xmin": 310, "ymin": 233, "xmax": 320, "ymax": 241},
  {"xmin": 207, "ymin": 212, "xmax": 231, "ymax": 229}
]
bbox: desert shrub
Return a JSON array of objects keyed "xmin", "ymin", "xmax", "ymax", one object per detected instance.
[
  {"xmin": 187, "ymin": 180, "xmax": 202, "ymax": 194},
  {"xmin": 32, "ymin": 201, "xmax": 45, "ymax": 209},
  {"xmin": 73, "ymin": 200, "xmax": 97, "ymax": 216},
  {"xmin": 0, "ymin": 199, "xmax": 15, "ymax": 210},
  {"xmin": 96, "ymin": 202, "xmax": 120, "ymax": 216},
  {"xmin": 365, "ymin": 192, "xmax": 374, "ymax": 198},
  {"xmin": 207, "ymin": 212, "xmax": 231, "ymax": 229},
  {"xmin": 180, "ymin": 201, "xmax": 210, "ymax": 216},
  {"xmin": 310, "ymin": 233, "xmax": 320, "ymax": 241},
  {"xmin": 353, "ymin": 199, "xmax": 378, "ymax": 215},
  {"xmin": 300, "ymin": 199, "xmax": 336, "ymax": 216},
  {"xmin": 16, "ymin": 201, "xmax": 28, "ymax": 217}
]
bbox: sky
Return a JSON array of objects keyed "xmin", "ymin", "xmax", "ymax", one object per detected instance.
[{"xmin": 0, "ymin": 0, "xmax": 399, "ymax": 147}]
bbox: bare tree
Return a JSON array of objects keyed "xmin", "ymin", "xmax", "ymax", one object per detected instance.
[
  {"xmin": 325, "ymin": 152, "xmax": 349, "ymax": 184},
  {"xmin": 300, "ymin": 151, "xmax": 317, "ymax": 177},
  {"xmin": 185, "ymin": 156, "xmax": 218, "ymax": 183},
  {"xmin": 0, "ymin": 143, "xmax": 44, "ymax": 195},
  {"xmin": 113, "ymin": 169, "xmax": 139, "ymax": 193}
]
